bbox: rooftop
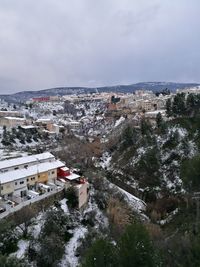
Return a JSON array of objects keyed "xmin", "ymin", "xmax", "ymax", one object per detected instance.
[
  {"xmin": 64, "ymin": 173, "xmax": 80, "ymax": 181},
  {"xmin": 4, "ymin": 117, "xmax": 25, "ymax": 121},
  {"xmin": 0, "ymin": 152, "xmax": 55, "ymax": 171},
  {"xmin": 21, "ymin": 125, "xmax": 37, "ymax": 129},
  {"xmin": 0, "ymin": 160, "xmax": 64, "ymax": 184}
]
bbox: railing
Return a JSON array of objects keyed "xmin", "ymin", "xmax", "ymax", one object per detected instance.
[{"xmin": 0, "ymin": 186, "xmax": 64, "ymax": 220}]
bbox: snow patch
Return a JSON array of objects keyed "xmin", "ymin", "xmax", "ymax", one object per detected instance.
[
  {"xmin": 114, "ymin": 116, "xmax": 125, "ymax": 127},
  {"xmin": 60, "ymin": 226, "xmax": 87, "ymax": 267}
]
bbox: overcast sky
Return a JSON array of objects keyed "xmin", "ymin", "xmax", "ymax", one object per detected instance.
[{"xmin": 0, "ymin": 0, "xmax": 200, "ymax": 94}]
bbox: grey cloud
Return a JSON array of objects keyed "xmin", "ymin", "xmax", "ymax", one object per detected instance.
[{"xmin": 0, "ymin": 0, "xmax": 200, "ymax": 93}]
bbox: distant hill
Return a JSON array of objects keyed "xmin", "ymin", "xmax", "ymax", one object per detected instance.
[{"xmin": 0, "ymin": 82, "xmax": 199, "ymax": 103}]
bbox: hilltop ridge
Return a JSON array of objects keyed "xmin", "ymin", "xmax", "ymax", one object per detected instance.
[{"xmin": 0, "ymin": 82, "xmax": 199, "ymax": 102}]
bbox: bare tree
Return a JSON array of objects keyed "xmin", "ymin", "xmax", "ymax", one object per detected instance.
[{"xmin": 14, "ymin": 206, "xmax": 35, "ymax": 237}]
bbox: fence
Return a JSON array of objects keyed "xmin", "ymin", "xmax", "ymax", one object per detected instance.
[{"xmin": 0, "ymin": 186, "xmax": 64, "ymax": 220}]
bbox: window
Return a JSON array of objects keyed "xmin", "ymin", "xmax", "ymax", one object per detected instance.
[
  {"xmin": 20, "ymin": 181, "xmax": 24, "ymax": 184},
  {"xmin": 1, "ymin": 186, "xmax": 3, "ymax": 190},
  {"xmin": 14, "ymin": 167, "xmax": 19, "ymax": 170},
  {"xmin": 51, "ymin": 171, "xmax": 55, "ymax": 174},
  {"xmin": 15, "ymin": 182, "xmax": 17, "ymax": 185},
  {"xmin": 31, "ymin": 177, "xmax": 35, "ymax": 181},
  {"xmin": 24, "ymin": 165, "xmax": 28, "ymax": 169},
  {"xmin": 27, "ymin": 178, "xmax": 29, "ymax": 182}
]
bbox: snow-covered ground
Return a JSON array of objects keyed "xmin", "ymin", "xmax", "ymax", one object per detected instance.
[
  {"xmin": 12, "ymin": 239, "xmax": 29, "ymax": 259},
  {"xmin": 108, "ymin": 182, "xmax": 146, "ymax": 213},
  {"xmin": 117, "ymin": 186, "xmax": 146, "ymax": 212},
  {"xmin": 114, "ymin": 116, "xmax": 125, "ymax": 127},
  {"xmin": 99, "ymin": 152, "xmax": 112, "ymax": 169},
  {"xmin": 10, "ymin": 194, "xmax": 109, "ymax": 266},
  {"xmin": 60, "ymin": 226, "xmax": 87, "ymax": 267},
  {"xmin": 0, "ymin": 149, "xmax": 29, "ymax": 160},
  {"xmin": 60, "ymin": 198, "xmax": 70, "ymax": 214}
]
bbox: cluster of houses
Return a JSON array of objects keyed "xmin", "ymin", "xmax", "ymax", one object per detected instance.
[
  {"xmin": 0, "ymin": 152, "xmax": 88, "ymax": 212},
  {"xmin": 0, "ymin": 90, "xmax": 171, "ymax": 140},
  {"xmin": 107, "ymin": 90, "xmax": 170, "ymax": 113}
]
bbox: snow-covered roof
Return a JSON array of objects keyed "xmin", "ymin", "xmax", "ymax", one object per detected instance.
[
  {"xmin": 21, "ymin": 125, "xmax": 37, "ymax": 129},
  {"xmin": 0, "ymin": 152, "xmax": 55, "ymax": 171},
  {"xmin": 69, "ymin": 121, "xmax": 80, "ymax": 125},
  {"xmin": 65, "ymin": 173, "xmax": 80, "ymax": 181},
  {"xmin": 36, "ymin": 118, "xmax": 52, "ymax": 122},
  {"xmin": 0, "ymin": 160, "xmax": 64, "ymax": 184},
  {"xmin": 60, "ymin": 167, "xmax": 69, "ymax": 171},
  {"xmin": 145, "ymin": 110, "xmax": 166, "ymax": 115},
  {"xmin": 4, "ymin": 117, "xmax": 25, "ymax": 121}
]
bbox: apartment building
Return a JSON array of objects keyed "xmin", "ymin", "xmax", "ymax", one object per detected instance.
[
  {"xmin": 0, "ymin": 152, "xmax": 89, "ymax": 209},
  {"xmin": 0, "ymin": 157, "xmax": 64, "ymax": 200},
  {"xmin": 0, "ymin": 111, "xmax": 22, "ymax": 117},
  {"xmin": 0, "ymin": 152, "xmax": 55, "ymax": 173},
  {"xmin": 57, "ymin": 167, "xmax": 89, "ymax": 209},
  {"xmin": 0, "ymin": 117, "xmax": 26, "ymax": 129}
]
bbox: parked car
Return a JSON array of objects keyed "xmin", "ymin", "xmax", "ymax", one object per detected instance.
[
  {"xmin": 0, "ymin": 207, "xmax": 6, "ymax": 213},
  {"xmin": 6, "ymin": 200, "xmax": 15, "ymax": 208}
]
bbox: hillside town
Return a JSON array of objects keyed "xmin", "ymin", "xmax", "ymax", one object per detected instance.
[
  {"xmin": 0, "ymin": 85, "xmax": 200, "ymax": 217},
  {"xmin": 1, "ymin": 1, "xmax": 200, "ymax": 265},
  {"xmin": 1, "ymin": 85, "xmax": 200, "ymax": 266}
]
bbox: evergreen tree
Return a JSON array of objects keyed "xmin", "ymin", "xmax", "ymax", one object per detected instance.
[
  {"xmin": 117, "ymin": 223, "xmax": 161, "ymax": 267},
  {"xmin": 0, "ymin": 254, "xmax": 25, "ymax": 267},
  {"xmin": 136, "ymin": 146, "xmax": 161, "ymax": 187},
  {"xmin": 186, "ymin": 93, "xmax": 196, "ymax": 116},
  {"xmin": 82, "ymin": 238, "xmax": 117, "ymax": 267},
  {"xmin": 0, "ymin": 219, "xmax": 18, "ymax": 255},
  {"xmin": 66, "ymin": 187, "xmax": 78, "ymax": 208},
  {"xmin": 122, "ymin": 125, "xmax": 134, "ymax": 147},
  {"xmin": 37, "ymin": 233, "xmax": 65, "ymax": 267},
  {"xmin": 166, "ymin": 98, "xmax": 173, "ymax": 117},
  {"xmin": 156, "ymin": 112, "xmax": 163, "ymax": 129},
  {"xmin": 172, "ymin": 93, "xmax": 186, "ymax": 116},
  {"xmin": 140, "ymin": 118, "xmax": 152, "ymax": 136},
  {"xmin": 181, "ymin": 155, "xmax": 200, "ymax": 191}
]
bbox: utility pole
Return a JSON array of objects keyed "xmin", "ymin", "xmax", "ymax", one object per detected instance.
[{"xmin": 192, "ymin": 192, "xmax": 200, "ymax": 233}]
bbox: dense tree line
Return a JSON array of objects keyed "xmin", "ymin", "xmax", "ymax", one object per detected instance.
[
  {"xmin": 81, "ymin": 222, "xmax": 161, "ymax": 267},
  {"xmin": 1, "ymin": 125, "xmax": 50, "ymax": 146},
  {"xmin": 166, "ymin": 93, "xmax": 200, "ymax": 117}
]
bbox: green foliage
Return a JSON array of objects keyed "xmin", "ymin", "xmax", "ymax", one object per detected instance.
[
  {"xmin": 122, "ymin": 125, "xmax": 134, "ymax": 147},
  {"xmin": 172, "ymin": 93, "xmax": 186, "ymax": 116},
  {"xmin": 0, "ymin": 219, "xmax": 18, "ymax": 255},
  {"xmin": 0, "ymin": 254, "xmax": 26, "ymax": 267},
  {"xmin": 40, "ymin": 208, "xmax": 71, "ymax": 240},
  {"xmin": 160, "ymin": 229, "xmax": 200, "ymax": 267},
  {"xmin": 34, "ymin": 208, "xmax": 72, "ymax": 267},
  {"xmin": 181, "ymin": 155, "xmax": 200, "ymax": 191},
  {"xmin": 117, "ymin": 223, "xmax": 161, "ymax": 267},
  {"xmin": 140, "ymin": 118, "xmax": 152, "ymax": 136},
  {"xmin": 81, "ymin": 223, "xmax": 162, "ymax": 267},
  {"xmin": 162, "ymin": 130, "xmax": 180, "ymax": 150},
  {"xmin": 165, "ymin": 95, "xmax": 175, "ymax": 117},
  {"xmin": 81, "ymin": 238, "xmax": 117, "ymax": 267},
  {"xmin": 136, "ymin": 147, "xmax": 161, "ymax": 187},
  {"xmin": 156, "ymin": 113, "xmax": 167, "ymax": 134},
  {"xmin": 156, "ymin": 112, "xmax": 163, "ymax": 129},
  {"xmin": 166, "ymin": 93, "xmax": 200, "ymax": 118},
  {"xmin": 37, "ymin": 233, "xmax": 65, "ymax": 267},
  {"xmin": 66, "ymin": 186, "xmax": 78, "ymax": 208}
]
